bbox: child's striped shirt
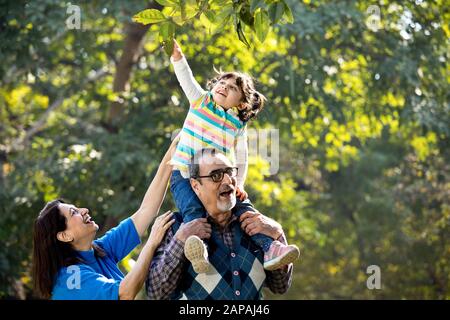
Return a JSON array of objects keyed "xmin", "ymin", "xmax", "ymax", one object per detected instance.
[{"xmin": 171, "ymin": 91, "xmax": 246, "ymax": 175}]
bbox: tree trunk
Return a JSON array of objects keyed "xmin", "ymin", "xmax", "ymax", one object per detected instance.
[
  {"xmin": 105, "ymin": 1, "xmax": 163, "ymax": 132},
  {"xmin": 101, "ymin": 1, "xmax": 162, "ymax": 233}
]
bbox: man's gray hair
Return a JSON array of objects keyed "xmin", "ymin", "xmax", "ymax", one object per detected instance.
[{"xmin": 189, "ymin": 148, "xmax": 219, "ymax": 179}]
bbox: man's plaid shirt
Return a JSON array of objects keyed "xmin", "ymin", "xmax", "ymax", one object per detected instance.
[{"xmin": 146, "ymin": 215, "xmax": 293, "ymax": 299}]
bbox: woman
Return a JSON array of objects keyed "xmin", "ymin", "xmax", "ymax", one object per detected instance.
[{"xmin": 32, "ymin": 138, "xmax": 178, "ymax": 300}]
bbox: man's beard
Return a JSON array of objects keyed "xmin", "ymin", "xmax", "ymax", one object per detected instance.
[{"xmin": 216, "ymin": 195, "xmax": 236, "ymax": 212}]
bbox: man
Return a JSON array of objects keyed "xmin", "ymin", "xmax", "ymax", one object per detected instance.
[{"xmin": 146, "ymin": 148, "xmax": 295, "ymax": 300}]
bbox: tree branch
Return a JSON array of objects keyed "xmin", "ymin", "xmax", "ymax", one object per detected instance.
[
  {"xmin": 105, "ymin": 1, "xmax": 163, "ymax": 132},
  {"xmin": 9, "ymin": 67, "xmax": 110, "ymax": 153}
]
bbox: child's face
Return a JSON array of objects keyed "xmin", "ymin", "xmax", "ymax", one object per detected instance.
[{"xmin": 211, "ymin": 77, "xmax": 244, "ymax": 110}]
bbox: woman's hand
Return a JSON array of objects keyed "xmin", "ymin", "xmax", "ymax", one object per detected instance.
[
  {"xmin": 162, "ymin": 133, "xmax": 180, "ymax": 165},
  {"xmin": 148, "ymin": 211, "xmax": 175, "ymax": 248},
  {"xmin": 163, "ymin": 133, "xmax": 180, "ymax": 165},
  {"xmin": 169, "ymin": 133, "xmax": 180, "ymax": 158},
  {"xmin": 171, "ymin": 39, "xmax": 183, "ymax": 62}
]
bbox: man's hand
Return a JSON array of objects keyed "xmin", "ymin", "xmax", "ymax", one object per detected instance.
[
  {"xmin": 239, "ymin": 211, "xmax": 283, "ymax": 240},
  {"xmin": 171, "ymin": 39, "xmax": 183, "ymax": 62},
  {"xmin": 175, "ymin": 218, "xmax": 212, "ymax": 243},
  {"xmin": 236, "ymin": 186, "xmax": 248, "ymax": 201}
]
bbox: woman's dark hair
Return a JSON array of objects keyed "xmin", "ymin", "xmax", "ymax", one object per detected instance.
[
  {"xmin": 206, "ymin": 70, "xmax": 267, "ymax": 123},
  {"xmin": 32, "ymin": 199, "xmax": 105, "ymax": 299}
]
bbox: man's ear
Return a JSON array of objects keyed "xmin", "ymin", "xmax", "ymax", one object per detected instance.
[
  {"xmin": 190, "ymin": 178, "xmax": 201, "ymax": 196},
  {"xmin": 57, "ymin": 231, "xmax": 73, "ymax": 243}
]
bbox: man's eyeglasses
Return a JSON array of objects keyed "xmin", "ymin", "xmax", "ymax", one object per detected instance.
[{"xmin": 194, "ymin": 167, "xmax": 238, "ymax": 183}]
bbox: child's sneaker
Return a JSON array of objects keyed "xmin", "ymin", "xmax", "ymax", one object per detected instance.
[
  {"xmin": 184, "ymin": 235, "xmax": 210, "ymax": 273},
  {"xmin": 263, "ymin": 240, "xmax": 300, "ymax": 271}
]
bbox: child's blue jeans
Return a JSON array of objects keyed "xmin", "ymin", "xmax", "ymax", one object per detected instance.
[{"xmin": 170, "ymin": 170, "xmax": 273, "ymax": 252}]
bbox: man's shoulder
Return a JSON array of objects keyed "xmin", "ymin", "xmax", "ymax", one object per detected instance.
[
  {"xmin": 171, "ymin": 211, "xmax": 184, "ymax": 223},
  {"xmin": 167, "ymin": 212, "xmax": 183, "ymax": 236}
]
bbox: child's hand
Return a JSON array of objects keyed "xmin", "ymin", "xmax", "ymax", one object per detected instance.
[
  {"xmin": 236, "ymin": 187, "xmax": 248, "ymax": 201},
  {"xmin": 239, "ymin": 211, "xmax": 283, "ymax": 239},
  {"xmin": 171, "ymin": 39, "xmax": 183, "ymax": 62}
]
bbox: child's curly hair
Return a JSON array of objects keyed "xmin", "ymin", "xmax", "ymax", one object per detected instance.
[{"xmin": 206, "ymin": 69, "xmax": 267, "ymax": 123}]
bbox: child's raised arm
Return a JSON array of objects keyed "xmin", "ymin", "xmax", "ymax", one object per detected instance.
[
  {"xmin": 171, "ymin": 39, "xmax": 184, "ymax": 62},
  {"xmin": 170, "ymin": 39, "xmax": 206, "ymax": 104}
]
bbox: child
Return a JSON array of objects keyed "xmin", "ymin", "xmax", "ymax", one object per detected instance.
[{"xmin": 169, "ymin": 39, "xmax": 299, "ymax": 273}]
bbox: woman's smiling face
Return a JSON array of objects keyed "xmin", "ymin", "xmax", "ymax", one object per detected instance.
[{"xmin": 57, "ymin": 203, "xmax": 98, "ymax": 247}]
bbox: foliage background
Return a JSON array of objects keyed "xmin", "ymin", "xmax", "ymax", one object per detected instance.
[{"xmin": 0, "ymin": 0, "xmax": 448, "ymax": 299}]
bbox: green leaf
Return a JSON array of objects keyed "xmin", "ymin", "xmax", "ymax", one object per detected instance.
[
  {"xmin": 179, "ymin": 0, "xmax": 186, "ymax": 20},
  {"xmin": 254, "ymin": 8, "xmax": 270, "ymax": 43},
  {"xmin": 159, "ymin": 21, "xmax": 176, "ymax": 40},
  {"xmin": 133, "ymin": 9, "xmax": 167, "ymax": 25},
  {"xmin": 211, "ymin": 0, "xmax": 230, "ymax": 6},
  {"xmin": 268, "ymin": 1, "xmax": 284, "ymax": 25},
  {"xmin": 210, "ymin": 15, "xmax": 231, "ymax": 35},
  {"xmin": 168, "ymin": 1, "xmax": 198, "ymax": 25},
  {"xmin": 239, "ymin": 3, "xmax": 254, "ymax": 27},
  {"xmin": 250, "ymin": 0, "xmax": 265, "ymax": 14},
  {"xmin": 162, "ymin": 36, "xmax": 174, "ymax": 56},
  {"xmin": 204, "ymin": 10, "xmax": 216, "ymax": 23},
  {"xmin": 199, "ymin": 12, "xmax": 213, "ymax": 30},
  {"xmin": 155, "ymin": 0, "xmax": 179, "ymax": 7},
  {"xmin": 236, "ymin": 20, "xmax": 251, "ymax": 48},
  {"xmin": 282, "ymin": 1, "xmax": 294, "ymax": 24},
  {"xmin": 209, "ymin": 4, "xmax": 233, "ymax": 31},
  {"xmin": 197, "ymin": 0, "xmax": 210, "ymax": 10},
  {"xmin": 215, "ymin": 4, "xmax": 234, "ymax": 21}
]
